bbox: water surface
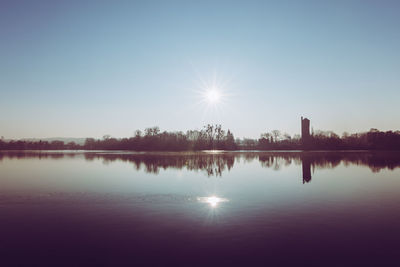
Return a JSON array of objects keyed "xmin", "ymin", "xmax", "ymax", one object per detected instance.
[{"xmin": 1, "ymin": 151, "xmax": 399, "ymax": 266}]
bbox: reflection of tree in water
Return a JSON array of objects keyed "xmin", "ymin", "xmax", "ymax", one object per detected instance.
[
  {"xmin": 258, "ymin": 151, "xmax": 400, "ymax": 175},
  {"xmin": 1, "ymin": 151, "xmax": 400, "ymax": 177},
  {"xmin": 259, "ymin": 155, "xmax": 297, "ymax": 170},
  {"xmin": 258, "ymin": 151, "xmax": 400, "ymax": 184},
  {"xmin": 84, "ymin": 152, "xmax": 236, "ymax": 177}
]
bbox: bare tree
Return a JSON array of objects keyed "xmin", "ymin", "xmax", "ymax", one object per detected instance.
[
  {"xmin": 215, "ymin": 124, "xmax": 225, "ymax": 148},
  {"xmin": 272, "ymin": 130, "xmax": 281, "ymax": 142},
  {"xmin": 204, "ymin": 124, "xmax": 215, "ymax": 149}
]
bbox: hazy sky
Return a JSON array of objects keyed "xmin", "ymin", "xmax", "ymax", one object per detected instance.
[{"xmin": 1, "ymin": 0, "xmax": 399, "ymax": 139}]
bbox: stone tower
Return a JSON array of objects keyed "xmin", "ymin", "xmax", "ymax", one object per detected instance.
[{"xmin": 301, "ymin": 117, "xmax": 310, "ymax": 141}]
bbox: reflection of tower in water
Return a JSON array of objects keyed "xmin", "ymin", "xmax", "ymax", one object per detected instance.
[{"xmin": 302, "ymin": 158, "xmax": 312, "ymax": 184}]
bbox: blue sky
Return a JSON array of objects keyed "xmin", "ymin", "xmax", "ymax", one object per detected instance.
[{"xmin": 1, "ymin": 0, "xmax": 399, "ymax": 139}]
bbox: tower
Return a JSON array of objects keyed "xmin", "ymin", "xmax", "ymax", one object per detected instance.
[{"xmin": 301, "ymin": 117, "xmax": 310, "ymax": 141}]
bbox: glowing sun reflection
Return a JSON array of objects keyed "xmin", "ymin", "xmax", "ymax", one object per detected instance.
[{"xmin": 197, "ymin": 196, "xmax": 229, "ymax": 208}]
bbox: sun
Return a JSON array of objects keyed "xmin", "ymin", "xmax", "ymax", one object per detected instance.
[
  {"xmin": 205, "ymin": 87, "xmax": 221, "ymax": 104},
  {"xmin": 192, "ymin": 70, "xmax": 233, "ymax": 114}
]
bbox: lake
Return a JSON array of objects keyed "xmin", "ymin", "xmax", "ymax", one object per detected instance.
[{"xmin": 1, "ymin": 151, "xmax": 400, "ymax": 266}]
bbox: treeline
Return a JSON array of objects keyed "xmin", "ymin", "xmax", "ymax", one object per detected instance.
[
  {"xmin": 312, "ymin": 129, "xmax": 400, "ymax": 150},
  {"xmin": 253, "ymin": 128, "xmax": 400, "ymax": 150},
  {"xmin": 84, "ymin": 125, "xmax": 236, "ymax": 151},
  {"xmin": 1, "ymin": 126, "xmax": 400, "ymax": 151},
  {"xmin": 0, "ymin": 125, "xmax": 236, "ymax": 151},
  {"xmin": 0, "ymin": 140, "xmax": 81, "ymax": 150}
]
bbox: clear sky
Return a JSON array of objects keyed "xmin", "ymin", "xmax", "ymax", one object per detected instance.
[{"xmin": 1, "ymin": 0, "xmax": 399, "ymax": 139}]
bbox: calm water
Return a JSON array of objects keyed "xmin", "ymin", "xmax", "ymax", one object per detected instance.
[{"xmin": 1, "ymin": 151, "xmax": 400, "ymax": 266}]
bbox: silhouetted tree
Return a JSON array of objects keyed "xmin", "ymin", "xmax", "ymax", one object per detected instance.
[
  {"xmin": 225, "ymin": 130, "xmax": 236, "ymax": 150},
  {"xmin": 272, "ymin": 130, "xmax": 281, "ymax": 143}
]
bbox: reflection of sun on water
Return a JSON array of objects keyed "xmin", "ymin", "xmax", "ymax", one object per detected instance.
[{"xmin": 197, "ymin": 196, "xmax": 229, "ymax": 208}]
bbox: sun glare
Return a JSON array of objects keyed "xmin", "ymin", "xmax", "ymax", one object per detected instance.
[
  {"xmin": 205, "ymin": 88, "xmax": 221, "ymax": 104},
  {"xmin": 193, "ymin": 70, "xmax": 233, "ymax": 115},
  {"xmin": 197, "ymin": 196, "xmax": 229, "ymax": 208}
]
